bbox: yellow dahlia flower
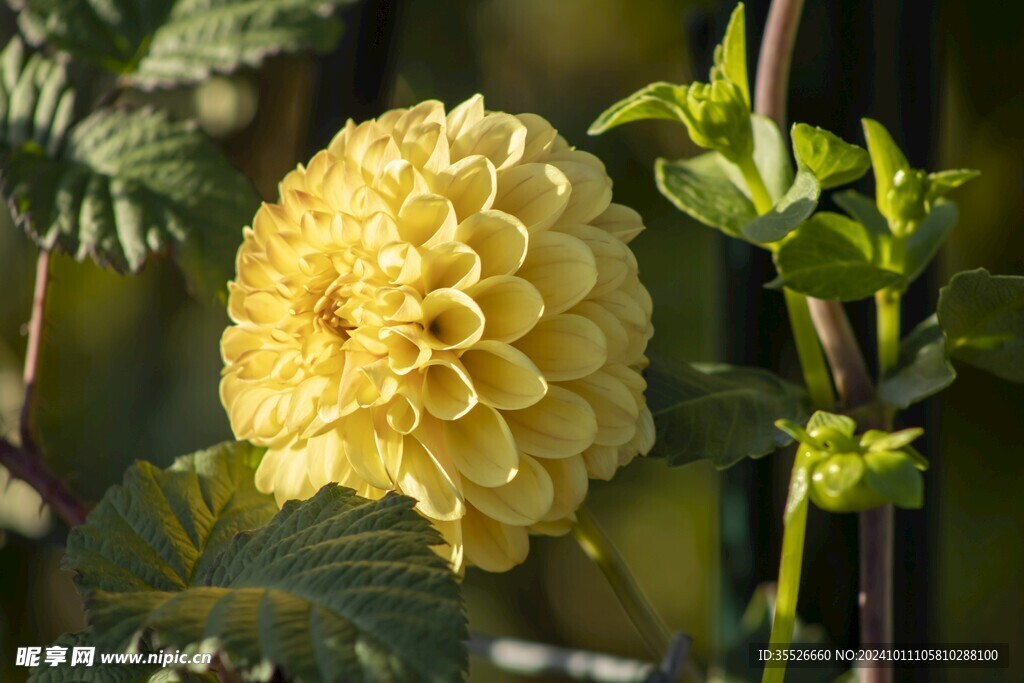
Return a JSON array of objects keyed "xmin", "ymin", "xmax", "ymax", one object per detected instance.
[{"xmin": 220, "ymin": 95, "xmax": 654, "ymax": 572}]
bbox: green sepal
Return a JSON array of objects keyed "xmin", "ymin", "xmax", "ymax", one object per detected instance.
[
  {"xmin": 588, "ymin": 82, "xmax": 687, "ymax": 135},
  {"xmin": 773, "ymin": 212, "xmax": 903, "ymax": 301},
  {"xmin": 938, "ymin": 268, "xmax": 1024, "ymax": 383},
  {"xmin": 863, "ymin": 451, "xmax": 924, "ymax": 509},
  {"xmin": 791, "ymin": 123, "xmax": 870, "ymax": 189},
  {"xmin": 926, "ymin": 168, "xmax": 980, "ymax": 204}
]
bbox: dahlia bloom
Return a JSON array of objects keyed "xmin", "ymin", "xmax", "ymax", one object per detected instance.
[{"xmin": 221, "ymin": 95, "xmax": 654, "ymax": 572}]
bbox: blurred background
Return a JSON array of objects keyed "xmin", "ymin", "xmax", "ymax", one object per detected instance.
[{"xmin": 0, "ymin": 1, "xmax": 1020, "ymax": 681}]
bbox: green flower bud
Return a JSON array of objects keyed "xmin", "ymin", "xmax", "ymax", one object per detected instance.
[
  {"xmin": 885, "ymin": 168, "xmax": 929, "ymax": 235},
  {"xmin": 776, "ymin": 412, "xmax": 929, "ymax": 513},
  {"xmin": 677, "ymin": 79, "xmax": 753, "ymax": 163}
]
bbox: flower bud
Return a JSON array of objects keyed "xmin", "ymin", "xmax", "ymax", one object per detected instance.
[
  {"xmin": 677, "ymin": 80, "xmax": 753, "ymax": 163},
  {"xmin": 884, "ymin": 168, "xmax": 929, "ymax": 235}
]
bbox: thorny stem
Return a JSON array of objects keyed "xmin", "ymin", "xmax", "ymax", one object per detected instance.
[
  {"xmin": 755, "ymin": 0, "xmax": 894, "ymax": 680},
  {"xmin": 0, "ymin": 249, "xmax": 89, "ymax": 528}
]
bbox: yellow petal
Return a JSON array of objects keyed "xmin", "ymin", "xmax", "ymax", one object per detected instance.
[
  {"xmin": 398, "ymin": 435, "xmax": 465, "ymax": 521},
  {"xmin": 461, "ymin": 505, "xmax": 529, "ymax": 572},
  {"xmin": 399, "ymin": 121, "xmax": 450, "ymax": 175},
  {"xmin": 422, "ymin": 288, "xmax": 486, "ymax": 350},
  {"xmin": 454, "ymin": 210, "xmax": 528, "ymax": 278},
  {"xmin": 582, "ymin": 444, "xmax": 619, "ymax": 480},
  {"xmin": 375, "ymin": 158, "xmax": 428, "ymax": 209},
  {"xmin": 445, "ymin": 94, "xmax": 485, "ymax": 143},
  {"xmin": 493, "ymin": 163, "xmax": 570, "ymax": 233},
  {"xmin": 450, "ymin": 112, "xmax": 527, "ymax": 171},
  {"xmin": 375, "ymin": 286, "xmax": 422, "ymax": 323},
  {"xmin": 393, "ymin": 100, "xmax": 446, "ymax": 142},
  {"xmin": 242, "ymin": 290, "xmax": 289, "ymax": 326},
  {"xmin": 463, "ymin": 453, "xmax": 553, "ymax": 526},
  {"xmin": 379, "ymin": 324, "xmax": 431, "ymax": 375},
  {"xmin": 444, "ymin": 404, "xmax": 519, "ymax": 487},
  {"xmin": 571, "ymin": 300, "xmax": 629, "ymax": 363},
  {"xmin": 340, "ymin": 409, "xmax": 394, "ymax": 490},
  {"xmin": 561, "ymin": 370, "xmax": 639, "ymax": 447},
  {"xmin": 549, "ymin": 157, "xmax": 612, "ymax": 225},
  {"xmin": 537, "ymin": 454, "xmax": 588, "ymax": 522},
  {"xmin": 431, "ymin": 518, "xmax": 465, "ymax": 573},
  {"xmin": 512, "ymin": 313, "xmax": 607, "ymax": 382},
  {"xmin": 397, "ymin": 193, "xmax": 457, "ymax": 246},
  {"xmin": 377, "ymin": 241, "xmax": 423, "ymax": 286},
  {"xmin": 460, "ymin": 340, "xmax": 547, "ymax": 410},
  {"xmin": 558, "ymin": 224, "xmax": 630, "ymax": 298},
  {"xmin": 422, "ymin": 353, "xmax": 478, "ymax": 420},
  {"xmin": 503, "ymin": 385, "xmax": 597, "ymax": 458},
  {"xmin": 517, "ymin": 113, "xmax": 558, "ymax": 163},
  {"xmin": 422, "ymin": 241, "xmax": 482, "ymax": 292},
  {"xmin": 360, "ymin": 211, "xmax": 401, "ymax": 251},
  {"xmin": 517, "ymin": 230, "xmax": 597, "ymax": 317},
  {"xmin": 590, "ymin": 202, "xmax": 646, "ymax": 243},
  {"xmin": 469, "ymin": 275, "xmax": 544, "ymax": 343},
  {"xmin": 436, "ymin": 155, "xmax": 497, "ymax": 219}
]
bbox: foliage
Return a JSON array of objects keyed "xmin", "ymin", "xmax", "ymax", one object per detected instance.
[{"xmin": 59, "ymin": 442, "xmax": 468, "ymax": 682}]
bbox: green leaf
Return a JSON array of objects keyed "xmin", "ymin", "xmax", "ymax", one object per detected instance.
[
  {"xmin": 903, "ymin": 199, "xmax": 958, "ymax": 283},
  {"xmin": 645, "ymin": 356, "xmax": 811, "ymax": 468},
  {"xmin": 864, "ymin": 451, "xmax": 923, "ymax": 508},
  {"xmin": 6, "ymin": 107, "xmax": 260, "ymax": 300},
  {"xmin": 877, "ymin": 314, "xmax": 956, "ymax": 408},
  {"xmin": 791, "ymin": 123, "xmax": 870, "ymax": 189},
  {"xmin": 774, "ymin": 212, "xmax": 902, "ymax": 300},
  {"xmin": 18, "ymin": 0, "xmax": 354, "ymax": 90},
  {"xmin": 926, "ymin": 168, "xmax": 980, "ymax": 203},
  {"xmin": 833, "ymin": 190, "xmax": 889, "ymax": 237},
  {"xmin": 65, "ymin": 443, "xmax": 467, "ymax": 682},
  {"xmin": 719, "ymin": 114, "xmax": 793, "ymax": 203},
  {"xmin": 938, "ymin": 268, "xmax": 1024, "ymax": 382},
  {"xmin": 741, "ymin": 169, "xmax": 820, "ymax": 243},
  {"xmin": 861, "ymin": 118, "xmax": 909, "ymax": 221},
  {"xmin": 864, "ymin": 428, "xmax": 924, "ymax": 453},
  {"xmin": 715, "ymin": 3, "xmax": 750, "ymax": 106},
  {"xmin": 588, "ymin": 82, "xmax": 686, "ymax": 135},
  {"xmin": 0, "ymin": 38, "xmax": 76, "ymax": 155},
  {"xmin": 27, "ymin": 633, "xmax": 163, "ymax": 683},
  {"xmin": 807, "ymin": 411, "xmax": 857, "ymax": 438},
  {"xmin": 655, "ymin": 153, "xmax": 757, "ymax": 237}
]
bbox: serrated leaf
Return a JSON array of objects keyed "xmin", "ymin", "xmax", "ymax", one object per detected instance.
[
  {"xmin": 877, "ymin": 314, "xmax": 956, "ymax": 409},
  {"xmin": 645, "ymin": 356, "xmax": 811, "ymax": 468},
  {"xmin": 864, "ymin": 451, "xmax": 923, "ymax": 508},
  {"xmin": 65, "ymin": 441, "xmax": 275, "ymax": 596},
  {"xmin": 588, "ymin": 82, "xmax": 686, "ymax": 135},
  {"xmin": 741, "ymin": 169, "xmax": 820, "ymax": 243},
  {"xmin": 716, "ymin": 3, "xmax": 749, "ymax": 106},
  {"xmin": 17, "ymin": 0, "xmax": 354, "ymax": 90},
  {"xmin": 774, "ymin": 212, "xmax": 903, "ymax": 301},
  {"xmin": 833, "ymin": 190, "xmax": 889, "ymax": 237},
  {"xmin": 5, "ymin": 107, "xmax": 259, "ymax": 300},
  {"xmin": 80, "ymin": 485, "xmax": 467, "ymax": 683},
  {"xmin": 904, "ymin": 199, "xmax": 958, "ymax": 283},
  {"xmin": 655, "ymin": 153, "xmax": 757, "ymax": 237},
  {"xmin": 791, "ymin": 123, "xmax": 870, "ymax": 189},
  {"xmin": 938, "ymin": 268, "xmax": 1024, "ymax": 382},
  {"xmin": 0, "ymin": 38, "xmax": 77, "ymax": 156},
  {"xmin": 862, "ymin": 118, "xmax": 909, "ymax": 221},
  {"xmin": 28, "ymin": 632, "xmax": 163, "ymax": 683}
]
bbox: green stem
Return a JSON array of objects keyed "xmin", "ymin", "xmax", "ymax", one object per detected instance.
[
  {"xmin": 876, "ymin": 236, "xmax": 905, "ymax": 375},
  {"xmin": 762, "ymin": 448, "xmax": 812, "ymax": 683},
  {"xmin": 573, "ymin": 505, "xmax": 671, "ymax": 658},
  {"xmin": 737, "ymin": 153, "xmax": 835, "ymax": 409}
]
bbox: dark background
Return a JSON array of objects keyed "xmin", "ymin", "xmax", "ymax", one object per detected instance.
[{"xmin": 0, "ymin": 1, "xmax": 1020, "ymax": 681}]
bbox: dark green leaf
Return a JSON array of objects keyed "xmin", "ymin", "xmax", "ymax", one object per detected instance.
[
  {"xmin": 0, "ymin": 38, "xmax": 76, "ymax": 155},
  {"xmin": 741, "ymin": 169, "xmax": 820, "ymax": 243},
  {"xmin": 904, "ymin": 200, "xmax": 958, "ymax": 283},
  {"xmin": 6, "ymin": 107, "xmax": 259, "ymax": 300},
  {"xmin": 66, "ymin": 444, "xmax": 467, "ymax": 683},
  {"xmin": 646, "ymin": 356, "xmax": 811, "ymax": 468},
  {"xmin": 18, "ymin": 0, "xmax": 354, "ymax": 90},
  {"xmin": 774, "ymin": 212, "xmax": 902, "ymax": 301},
  {"xmin": 877, "ymin": 314, "xmax": 956, "ymax": 408},
  {"xmin": 864, "ymin": 451, "xmax": 923, "ymax": 508},
  {"xmin": 588, "ymin": 82, "xmax": 686, "ymax": 135},
  {"xmin": 861, "ymin": 118, "xmax": 909, "ymax": 219},
  {"xmin": 833, "ymin": 190, "xmax": 889, "ymax": 237},
  {"xmin": 791, "ymin": 123, "xmax": 870, "ymax": 189},
  {"xmin": 27, "ymin": 632, "xmax": 163, "ymax": 683},
  {"xmin": 938, "ymin": 268, "xmax": 1024, "ymax": 382},
  {"xmin": 655, "ymin": 153, "xmax": 757, "ymax": 237}
]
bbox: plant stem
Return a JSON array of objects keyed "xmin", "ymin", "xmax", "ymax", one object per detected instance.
[
  {"xmin": 736, "ymin": 155, "xmax": 835, "ymax": 410},
  {"xmin": 761, "ymin": 450, "xmax": 811, "ymax": 683},
  {"xmin": 0, "ymin": 438, "xmax": 87, "ymax": 526},
  {"xmin": 875, "ymin": 290, "xmax": 901, "ymax": 374},
  {"xmin": 20, "ymin": 249, "xmax": 50, "ymax": 450},
  {"xmin": 755, "ymin": 0, "xmax": 806, "ymax": 126},
  {"xmin": 573, "ymin": 505, "xmax": 671, "ymax": 659}
]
